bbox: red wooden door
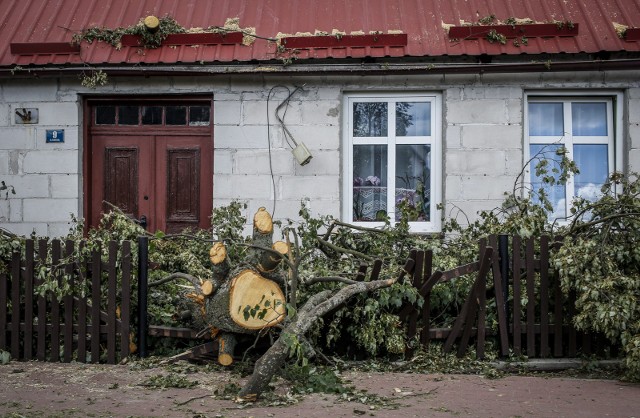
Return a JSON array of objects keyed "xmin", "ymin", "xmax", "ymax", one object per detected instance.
[{"xmin": 85, "ymin": 100, "xmax": 213, "ymax": 233}]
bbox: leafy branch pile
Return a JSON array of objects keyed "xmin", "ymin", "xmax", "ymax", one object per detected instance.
[
  {"xmin": 553, "ymin": 173, "xmax": 640, "ymax": 381},
  {"xmin": 0, "ymin": 145, "xmax": 638, "ymax": 381}
]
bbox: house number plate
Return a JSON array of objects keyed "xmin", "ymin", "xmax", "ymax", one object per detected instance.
[{"xmin": 46, "ymin": 129, "xmax": 64, "ymax": 143}]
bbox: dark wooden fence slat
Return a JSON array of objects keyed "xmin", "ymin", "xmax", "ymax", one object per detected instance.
[
  {"xmin": 525, "ymin": 237, "xmax": 536, "ymax": 357},
  {"xmin": 107, "ymin": 241, "xmax": 117, "ymax": 364},
  {"xmin": 355, "ymin": 263, "xmax": 368, "ymax": 281},
  {"xmin": 63, "ymin": 240, "xmax": 74, "ymax": 363},
  {"xmin": 489, "ymin": 235, "xmax": 510, "ymax": 356},
  {"xmin": 406, "ymin": 250, "xmax": 424, "ymax": 358},
  {"xmin": 456, "ymin": 280, "xmax": 480, "ymax": 358},
  {"xmin": 420, "ymin": 250, "xmax": 433, "ymax": 347},
  {"xmin": 439, "ymin": 261, "xmax": 481, "ymax": 282},
  {"xmin": 443, "ymin": 278, "xmax": 475, "ymax": 354},
  {"xmin": 398, "ymin": 251, "xmax": 418, "ymax": 322},
  {"xmin": 553, "ymin": 237, "xmax": 565, "ymax": 357},
  {"xmin": 446, "ymin": 245, "xmax": 493, "ymax": 356},
  {"xmin": 459, "ymin": 239, "xmax": 488, "ymax": 359},
  {"xmin": 120, "ymin": 241, "xmax": 131, "ymax": 359},
  {"xmin": 399, "ymin": 260, "xmax": 482, "ymax": 321},
  {"xmin": 11, "ymin": 251, "xmax": 21, "ymax": 359},
  {"xmin": 539, "ymin": 236, "xmax": 550, "ymax": 358},
  {"xmin": 23, "ymin": 240, "xmax": 35, "ymax": 360},
  {"xmin": 512, "ymin": 235, "xmax": 522, "ymax": 355},
  {"xmin": 369, "ymin": 259, "xmax": 383, "ymax": 281},
  {"xmin": 77, "ymin": 241, "xmax": 87, "ymax": 363},
  {"xmin": 50, "ymin": 240, "xmax": 61, "ymax": 362},
  {"xmin": 37, "ymin": 240, "xmax": 48, "ymax": 361},
  {"xmin": 91, "ymin": 248, "xmax": 101, "ymax": 363},
  {"xmin": 475, "ymin": 247, "xmax": 490, "ymax": 360}
]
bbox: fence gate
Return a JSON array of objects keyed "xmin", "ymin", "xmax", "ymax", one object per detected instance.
[{"xmin": 398, "ymin": 235, "xmax": 617, "ymax": 359}]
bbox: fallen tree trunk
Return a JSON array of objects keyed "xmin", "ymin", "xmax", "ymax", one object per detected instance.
[
  {"xmin": 237, "ymin": 262, "xmax": 412, "ymax": 399},
  {"xmin": 163, "ymin": 207, "xmax": 289, "ymax": 365}
]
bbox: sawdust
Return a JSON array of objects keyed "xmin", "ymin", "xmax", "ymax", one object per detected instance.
[{"xmin": 613, "ymin": 22, "xmax": 628, "ymax": 38}]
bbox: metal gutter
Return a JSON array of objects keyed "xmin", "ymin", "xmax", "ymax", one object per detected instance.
[{"xmin": 1, "ymin": 58, "xmax": 639, "ymax": 78}]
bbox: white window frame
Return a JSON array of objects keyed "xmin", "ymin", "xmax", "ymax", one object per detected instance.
[
  {"xmin": 342, "ymin": 92, "xmax": 442, "ymax": 233},
  {"xmin": 524, "ymin": 91, "xmax": 623, "ymax": 219}
]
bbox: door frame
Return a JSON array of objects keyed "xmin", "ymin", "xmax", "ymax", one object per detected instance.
[{"xmin": 82, "ymin": 95, "xmax": 214, "ymax": 233}]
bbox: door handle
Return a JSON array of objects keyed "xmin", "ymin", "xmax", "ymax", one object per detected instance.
[{"xmin": 138, "ymin": 215, "xmax": 148, "ymax": 230}]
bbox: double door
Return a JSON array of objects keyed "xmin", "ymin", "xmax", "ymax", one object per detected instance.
[{"xmin": 86, "ymin": 100, "xmax": 213, "ymax": 233}]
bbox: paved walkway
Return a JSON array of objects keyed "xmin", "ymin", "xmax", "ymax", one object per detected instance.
[{"xmin": 1, "ymin": 362, "xmax": 638, "ymax": 417}]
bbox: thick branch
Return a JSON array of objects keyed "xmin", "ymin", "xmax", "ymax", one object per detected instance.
[
  {"xmin": 316, "ymin": 237, "xmax": 374, "ymax": 261},
  {"xmin": 331, "ymin": 220, "xmax": 388, "ymax": 233},
  {"xmin": 237, "ymin": 277, "xmax": 395, "ymax": 399},
  {"xmin": 568, "ymin": 212, "xmax": 640, "ymax": 234},
  {"xmin": 303, "ymin": 276, "xmax": 359, "ymax": 286}
]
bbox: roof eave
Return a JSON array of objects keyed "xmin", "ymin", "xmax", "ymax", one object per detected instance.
[{"xmin": 1, "ymin": 57, "xmax": 639, "ymax": 78}]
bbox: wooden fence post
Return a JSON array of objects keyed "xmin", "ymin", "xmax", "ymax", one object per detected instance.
[
  {"xmin": 490, "ymin": 235, "xmax": 510, "ymax": 357},
  {"xmin": 137, "ymin": 236, "xmax": 149, "ymax": 358},
  {"xmin": 121, "ymin": 241, "xmax": 132, "ymax": 359}
]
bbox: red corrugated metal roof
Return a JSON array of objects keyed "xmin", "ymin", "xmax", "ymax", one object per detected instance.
[{"xmin": 1, "ymin": 0, "xmax": 639, "ymax": 67}]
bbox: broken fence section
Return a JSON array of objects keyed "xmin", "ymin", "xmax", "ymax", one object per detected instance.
[{"xmin": 400, "ymin": 234, "xmax": 617, "ymax": 359}]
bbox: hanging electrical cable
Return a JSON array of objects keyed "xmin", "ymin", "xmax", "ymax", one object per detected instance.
[{"xmin": 266, "ymin": 85, "xmax": 312, "ymax": 217}]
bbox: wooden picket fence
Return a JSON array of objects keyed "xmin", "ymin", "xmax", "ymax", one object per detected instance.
[
  {"xmin": 399, "ymin": 234, "xmax": 615, "ymax": 359},
  {"xmin": 1, "ymin": 234, "xmax": 616, "ymax": 364},
  {"xmin": 0, "ymin": 239, "xmax": 132, "ymax": 364}
]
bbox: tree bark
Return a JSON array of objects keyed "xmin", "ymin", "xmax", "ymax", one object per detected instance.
[
  {"xmin": 218, "ymin": 332, "xmax": 237, "ymax": 366},
  {"xmin": 237, "ymin": 277, "xmax": 396, "ymax": 399}
]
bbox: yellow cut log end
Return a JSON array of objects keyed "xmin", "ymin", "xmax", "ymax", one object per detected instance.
[
  {"xmin": 144, "ymin": 15, "xmax": 160, "ymax": 32},
  {"xmin": 209, "ymin": 242, "xmax": 227, "ymax": 265},
  {"xmin": 272, "ymin": 241, "xmax": 290, "ymax": 256},
  {"xmin": 201, "ymin": 279, "xmax": 214, "ymax": 296},
  {"xmin": 218, "ymin": 353, "xmax": 234, "ymax": 366},
  {"xmin": 229, "ymin": 269, "xmax": 286, "ymax": 330},
  {"xmin": 253, "ymin": 207, "xmax": 273, "ymax": 234},
  {"xmin": 257, "ymin": 240, "xmax": 290, "ymax": 272}
]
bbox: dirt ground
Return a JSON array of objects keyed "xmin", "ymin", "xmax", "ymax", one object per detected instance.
[{"xmin": 1, "ymin": 361, "xmax": 639, "ymax": 418}]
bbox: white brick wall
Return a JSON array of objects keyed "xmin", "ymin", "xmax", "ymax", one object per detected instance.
[
  {"xmin": 447, "ymin": 99, "xmax": 509, "ymax": 125},
  {"xmin": 23, "ymin": 198, "xmax": 78, "ymax": 222},
  {"xmin": 0, "ymin": 71, "xmax": 638, "ymax": 236},
  {"xmin": 23, "ymin": 151, "xmax": 78, "ymax": 174}
]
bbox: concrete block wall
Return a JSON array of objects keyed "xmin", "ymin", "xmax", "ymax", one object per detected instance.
[
  {"xmin": 442, "ymin": 76, "xmax": 525, "ymax": 225},
  {"xmin": 0, "ymin": 70, "xmax": 638, "ymax": 236},
  {"xmin": 212, "ymin": 79, "xmax": 343, "ymax": 227},
  {"xmin": 0, "ymin": 79, "xmax": 81, "ymax": 237}
]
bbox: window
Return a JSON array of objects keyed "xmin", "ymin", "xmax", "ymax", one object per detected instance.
[
  {"xmin": 343, "ymin": 93, "xmax": 442, "ymax": 233},
  {"xmin": 525, "ymin": 93, "xmax": 622, "ymax": 220},
  {"xmin": 94, "ymin": 104, "xmax": 210, "ymax": 126}
]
